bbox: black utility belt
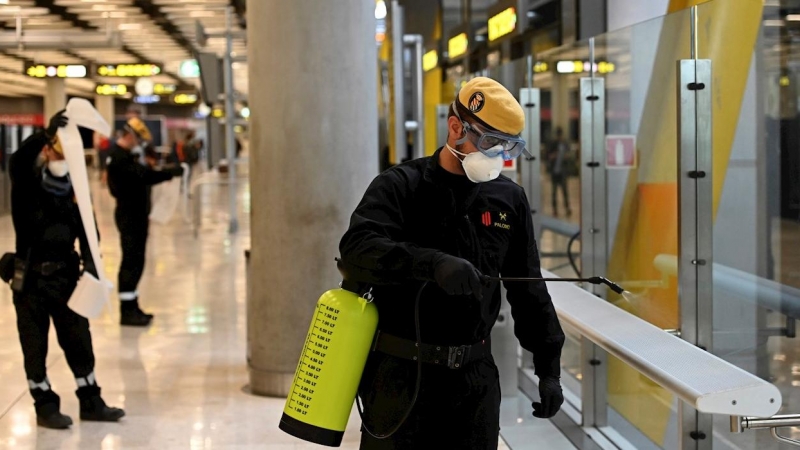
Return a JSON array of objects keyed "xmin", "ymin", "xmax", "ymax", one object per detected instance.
[
  {"xmin": 372, "ymin": 331, "xmax": 491, "ymax": 370},
  {"xmin": 28, "ymin": 261, "xmax": 69, "ymax": 276}
]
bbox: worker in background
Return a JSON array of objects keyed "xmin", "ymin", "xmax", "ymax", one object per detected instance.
[
  {"xmin": 546, "ymin": 127, "xmax": 573, "ymax": 217},
  {"xmin": 106, "ymin": 118, "xmax": 183, "ymax": 326},
  {"xmin": 4, "ymin": 111, "xmax": 124, "ymax": 429},
  {"xmin": 339, "ymin": 77, "xmax": 565, "ymax": 449}
]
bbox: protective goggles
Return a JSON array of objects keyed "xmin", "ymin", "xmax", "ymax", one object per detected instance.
[{"xmin": 452, "ymin": 102, "xmax": 527, "ymax": 161}]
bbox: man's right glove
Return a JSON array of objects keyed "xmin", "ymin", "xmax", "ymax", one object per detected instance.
[
  {"xmin": 167, "ymin": 166, "xmax": 185, "ymax": 177},
  {"xmin": 432, "ymin": 253, "xmax": 484, "ymax": 300},
  {"xmin": 46, "ymin": 110, "xmax": 68, "ymax": 139},
  {"xmin": 532, "ymin": 376, "xmax": 564, "ymax": 419}
]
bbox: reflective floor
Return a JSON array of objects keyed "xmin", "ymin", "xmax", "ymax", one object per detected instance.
[{"xmin": 0, "ymin": 169, "xmax": 542, "ymax": 450}]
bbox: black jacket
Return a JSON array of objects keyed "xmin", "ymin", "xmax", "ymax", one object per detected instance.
[
  {"xmin": 9, "ymin": 132, "xmax": 93, "ymax": 284},
  {"xmin": 106, "ymin": 143, "xmax": 173, "ymax": 227},
  {"xmin": 339, "ymin": 148, "xmax": 565, "ymax": 378}
]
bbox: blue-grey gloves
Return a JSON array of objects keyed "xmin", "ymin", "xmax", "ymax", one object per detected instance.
[{"xmin": 532, "ymin": 376, "xmax": 564, "ymax": 419}]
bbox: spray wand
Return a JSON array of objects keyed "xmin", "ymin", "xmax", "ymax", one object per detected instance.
[{"xmin": 484, "ymin": 275, "xmax": 625, "ymax": 295}]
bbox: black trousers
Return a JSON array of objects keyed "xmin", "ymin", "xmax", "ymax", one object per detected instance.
[
  {"xmin": 13, "ymin": 274, "xmax": 95, "ymax": 390},
  {"xmin": 551, "ymin": 173, "xmax": 570, "ymax": 212},
  {"xmin": 116, "ymin": 215, "xmax": 149, "ymax": 296},
  {"xmin": 359, "ymin": 353, "xmax": 501, "ymax": 450}
]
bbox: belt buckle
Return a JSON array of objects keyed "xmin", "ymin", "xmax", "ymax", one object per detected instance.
[
  {"xmin": 447, "ymin": 345, "xmax": 469, "ymax": 369},
  {"xmin": 40, "ymin": 262, "xmax": 58, "ymax": 276}
]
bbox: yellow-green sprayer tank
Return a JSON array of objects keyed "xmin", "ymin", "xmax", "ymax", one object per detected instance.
[{"xmin": 279, "ymin": 288, "xmax": 378, "ymax": 447}]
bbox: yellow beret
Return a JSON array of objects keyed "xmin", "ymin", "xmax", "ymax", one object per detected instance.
[
  {"xmin": 126, "ymin": 117, "xmax": 153, "ymax": 142},
  {"xmin": 457, "ymin": 77, "xmax": 524, "ymax": 135},
  {"xmin": 49, "ymin": 134, "xmax": 63, "ymax": 155}
]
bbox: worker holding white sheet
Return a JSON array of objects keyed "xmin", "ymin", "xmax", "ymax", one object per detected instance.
[
  {"xmin": 107, "ymin": 118, "xmax": 183, "ymax": 326},
  {"xmin": 4, "ymin": 110, "xmax": 124, "ymax": 429}
]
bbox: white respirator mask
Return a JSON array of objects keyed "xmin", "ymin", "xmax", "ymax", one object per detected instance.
[
  {"xmin": 47, "ymin": 159, "xmax": 69, "ymax": 177},
  {"xmin": 446, "ymin": 143, "xmax": 504, "ymax": 183}
]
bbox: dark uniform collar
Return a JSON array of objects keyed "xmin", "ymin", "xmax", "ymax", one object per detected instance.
[{"xmin": 423, "ymin": 147, "xmax": 482, "ymax": 212}]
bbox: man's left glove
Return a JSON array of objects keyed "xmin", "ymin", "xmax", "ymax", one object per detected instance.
[
  {"xmin": 46, "ymin": 110, "xmax": 68, "ymax": 139},
  {"xmin": 532, "ymin": 376, "xmax": 564, "ymax": 419}
]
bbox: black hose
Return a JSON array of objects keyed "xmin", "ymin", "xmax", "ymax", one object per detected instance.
[
  {"xmin": 486, "ymin": 275, "xmax": 624, "ymax": 295},
  {"xmin": 356, "ymin": 281, "xmax": 427, "ymax": 440},
  {"xmin": 567, "ymin": 231, "xmax": 581, "ymax": 278}
]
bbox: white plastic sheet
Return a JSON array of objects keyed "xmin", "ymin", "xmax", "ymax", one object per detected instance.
[
  {"xmin": 149, "ymin": 163, "xmax": 190, "ymax": 225},
  {"xmin": 149, "ymin": 178, "xmax": 181, "ymax": 224},
  {"xmin": 59, "ymin": 98, "xmax": 113, "ymax": 319}
]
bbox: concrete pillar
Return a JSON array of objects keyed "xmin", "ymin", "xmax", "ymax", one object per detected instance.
[
  {"xmin": 95, "ymin": 95, "xmax": 115, "ymax": 131},
  {"xmin": 44, "ymin": 78, "xmax": 66, "ymax": 121},
  {"xmin": 247, "ymin": 0, "xmax": 378, "ymax": 396}
]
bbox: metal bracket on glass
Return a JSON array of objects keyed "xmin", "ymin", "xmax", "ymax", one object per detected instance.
[
  {"xmin": 732, "ymin": 415, "xmax": 800, "ymax": 447},
  {"xmin": 760, "ymin": 316, "xmax": 797, "ymax": 338}
]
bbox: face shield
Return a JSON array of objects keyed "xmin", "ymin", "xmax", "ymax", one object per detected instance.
[{"xmin": 452, "ymin": 102, "xmax": 527, "ymax": 161}]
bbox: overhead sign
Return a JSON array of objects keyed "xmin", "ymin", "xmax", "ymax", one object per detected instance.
[
  {"xmin": 0, "ymin": 114, "xmax": 43, "ymax": 126},
  {"xmin": 606, "ymin": 135, "xmax": 636, "ymax": 169},
  {"xmin": 488, "ymin": 7, "xmax": 517, "ymax": 42},
  {"xmin": 96, "ymin": 84, "xmax": 129, "ymax": 96},
  {"xmin": 154, "ymin": 83, "xmax": 176, "ymax": 95},
  {"xmin": 25, "ymin": 63, "xmax": 87, "ymax": 78},
  {"xmin": 134, "ymin": 95, "xmax": 161, "ymax": 104},
  {"xmin": 448, "ymin": 33, "xmax": 468, "ymax": 59},
  {"xmin": 172, "ymin": 93, "xmax": 198, "ymax": 105},
  {"xmin": 556, "ymin": 60, "xmax": 616, "ymax": 74},
  {"xmin": 423, "ymin": 50, "xmax": 438, "ymax": 72},
  {"xmin": 97, "ymin": 63, "xmax": 161, "ymax": 77},
  {"xmin": 179, "ymin": 59, "xmax": 200, "ymax": 78},
  {"xmin": 533, "ymin": 61, "xmax": 549, "ymax": 73}
]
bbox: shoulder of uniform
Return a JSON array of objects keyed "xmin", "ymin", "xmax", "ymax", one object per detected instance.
[
  {"xmin": 494, "ymin": 173, "xmax": 524, "ymax": 192},
  {"xmin": 374, "ymin": 158, "xmax": 426, "ymax": 186}
]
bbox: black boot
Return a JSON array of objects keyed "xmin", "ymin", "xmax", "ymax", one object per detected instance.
[
  {"xmin": 77, "ymin": 386, "xmax": 125, "ymax": 422},
  {"xmin": 120, "ymin": 298, "xmax": 153, "ymax": 326},
  {"xmin": 34, "ymin": 391, "xmax": 73, "ymax": 430}
]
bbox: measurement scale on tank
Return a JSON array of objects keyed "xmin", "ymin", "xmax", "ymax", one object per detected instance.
[{"xmin": 286, "ymin": 303, "xmax": 339, "ymax": 416}]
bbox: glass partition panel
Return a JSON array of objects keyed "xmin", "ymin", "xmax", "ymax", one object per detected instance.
[
  {"xmin": 533, "ymin": 43, "xmax": 583, "ymax": 277},
  {"xmin": 593, "ymin": 6, "xmax": 693, "ymax": 449},
  {"xmin": 700, "ymin": 0, "xmax": 800, "ymax": 448}
]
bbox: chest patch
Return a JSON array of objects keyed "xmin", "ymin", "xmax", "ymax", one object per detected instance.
[{"xmin": 480, "ymin": 211, "xmax": 511, "ymax": 230}]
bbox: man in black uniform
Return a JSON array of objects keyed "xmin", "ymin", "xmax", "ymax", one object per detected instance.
[
  {"xmin": 7, "ymin": 111, "xmax": 125, "ymax": 429},
  {"xmin": 339, "ymin": 77, "xmax": 565, "ymax": 449},
  {"xmin": 107, "ymin": 117, "xmax": 182, "ymax": 326}
]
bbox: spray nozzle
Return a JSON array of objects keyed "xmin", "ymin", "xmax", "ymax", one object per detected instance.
[
  {"xmin": 587, "ymin": 276, "xmax": 625, "ymax": 295},
  {"xmin": 485, "ymin": 275, "xmax": 626, "ymax": 295}
]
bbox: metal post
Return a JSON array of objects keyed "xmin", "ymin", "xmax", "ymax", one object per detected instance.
[
  {"xmin": 579, "ymin": 41, "xmax": 607, "ymax": 426},
  {"xmin": 580, "ymin": 41, "xmax": 607, "ymax": 297},
  {"xmin": 223, "ymin": 6, "xmax": 238, "ymax": 234},
  {"xmin": 436, "ymin": 104, "xmax": 449, "ymax": 147},
  {"xmin": 391, "ymin": 1, "xmax": 405, "ymax": 164},
  {"xmin": 404, "ymin": 34, "xmax": 425, "ymax": 159},
  {"xmin": 677, "ymin": 56, "xmax": 713, "ymax": 450},
  {"xmin": 518, "ymin": 84, "xmax": 540, "ymax": 370},
  {"xmin": 519, "ymin": 86, "xmax": 542, "ymax": 242}
]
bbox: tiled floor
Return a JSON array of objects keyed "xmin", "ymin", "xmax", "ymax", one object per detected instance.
[{"xmin": 0, "ymin": 169, "xmax": 561, "ymax": 450}]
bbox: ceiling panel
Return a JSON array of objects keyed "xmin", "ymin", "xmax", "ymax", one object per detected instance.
[{"xmin": 0, "ymin": 0, "xmax": 248, "ymax": 100}]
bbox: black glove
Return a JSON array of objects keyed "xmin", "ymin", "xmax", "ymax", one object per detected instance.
[
  {"xmin": 0, "ymin": 253, "xmax": 15, "ymax": 283},
  {"xmin": 168, "ymin": 166, "xmax": 185, "ymax": 177},
  {"xmin": 532, "ymin": 376, "xmax": 564, "ymax": 419},
  {"xmin": 432, "ymin": 254, "xmax": 484, "ymax": 300},
  {"xmin": 46, "ymin": 110, "xmax": 68, "ymax": 138}
]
